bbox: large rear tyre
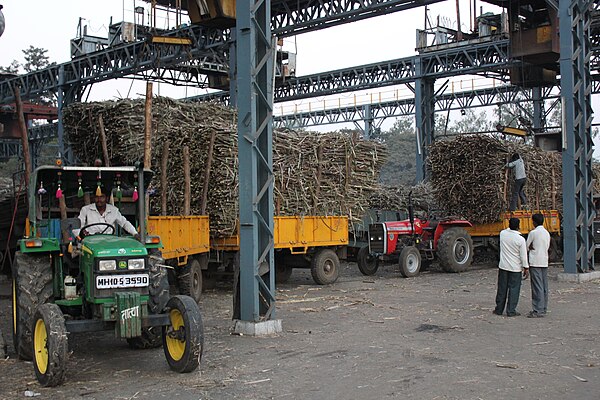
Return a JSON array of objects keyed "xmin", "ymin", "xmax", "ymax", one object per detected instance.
[
  {"xmin": 399, "ymin": 246, "xmax": 421, "ymax": 278},
  {"xmin": 357, "ymin": 246, "xmax": 379, "ymax": 276},
  {"xmin": 162, "ymin": 295, "xmax": 204, "ymax": 373},
  {"xmin": 148, "ymin": 249, "xmax": 169, "ymax": 314},
  {"xmin": 12, "ymin": 252, "xmax": 53, "ymax": 360},
  {"xmin": 310, "ymin": 249, "xmax": 340, "ymax": 285},
  {"xmin": 437, "ymin": 228, "xmax": 474, "ymax": 273},
  {"xmin": 127, "ymin": 249, "xmax": 169, "ymax": 350},
  {"xmin": 177, "ymin": 257, "xmax": 203, "ymax": 304},
  {"xmin": 33, "ymin": 303, "xmax": 68, "ymax": 387}
]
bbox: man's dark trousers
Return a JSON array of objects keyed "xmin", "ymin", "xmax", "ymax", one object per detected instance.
[{"xmin": 495, "ymin": 268, "xmax": 522, "ymax": 315}]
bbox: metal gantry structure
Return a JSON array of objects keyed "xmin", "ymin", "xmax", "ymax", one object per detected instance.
[{"xmin": 0, "ymin": 0, "xmax": 598, "ymax": 324}]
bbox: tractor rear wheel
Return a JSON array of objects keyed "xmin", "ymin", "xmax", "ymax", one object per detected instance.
[
  {"xmin": 163, "ymin": 295, "xmax": 204, "ymax": 373},
  {"xmin": 127, "ymin": 249, "xmax": 169, "ymax": 350},
  {"xmin": 33, "ymin": 303, "xmax": 68, "ymax": 387},
  {"xmin": 437, "ymin": 228, "xmax": 474, "ymax": 273},
  {"xmin": 357, "ymin": 246, "xmax": 379, "ymax": 276},
  {"xmin": 310, "ymin": 249, "xmax": 340, "ymax": 285},
  {"xmin": 177, "ymin": 257, "xmax": 203, "ymax": 304},
  {"xmin": 12, "ymin": 252, "xmax": 53, "ymax": 360},
  {"xmin": 399, "ymin": 246, "xmax": 422, "ymax": 278}
]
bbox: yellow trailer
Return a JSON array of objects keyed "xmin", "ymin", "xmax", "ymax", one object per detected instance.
[
  {"xmin": 212, "ymin": 216, "xmax": 349, "ymax": 285},
  {"xmin": 147, "ymin": 216, "xmax": 210, "ymax": 303},
  {"xmin": 465, "ymin": 210, "xmax": 561, "ymax": 260}
]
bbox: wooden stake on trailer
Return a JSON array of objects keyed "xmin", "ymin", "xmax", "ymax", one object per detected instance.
[
  {"xmin": 200, "ymin": 131, "xmax": 216, "ymax": 215},
  {"xmin": 144, "ymin": 82, "xmax": 153, "ymax": 170},
  {"xmin": 98, "ymin": 114, "xmax": 110, "ymax": 167},
  {"xmin": 161, "ymin": 139, "xmax": 169, "ymax": 216},
  {"xmin": 183, "ymin": 145, "xmax": 190, "ymax": 216},
  {"xmin": 14, "ymin": 86, "xmax": 31, "ymax": 186}
]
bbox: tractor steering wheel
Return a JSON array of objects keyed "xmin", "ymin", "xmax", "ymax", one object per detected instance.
[{"xmin": 80, "ymin": 223, "xmax": 116, "ymax": 238}]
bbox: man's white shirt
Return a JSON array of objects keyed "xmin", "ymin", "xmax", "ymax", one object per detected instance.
[
  {"xmin": 526, "ymin": 225, "xmax": 551, "ymax": 268},
  {"xmin": 499, "ymin": 228, "xmax": 529, "ymax": 272},
  {"xmin": 76, "ymin": 203, "xmax": 137, "ymax": 236}
]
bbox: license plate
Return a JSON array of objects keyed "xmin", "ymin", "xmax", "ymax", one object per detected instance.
[{"xmin": 96, "ymin": 274, "xmax": 149, "ymax": 289}]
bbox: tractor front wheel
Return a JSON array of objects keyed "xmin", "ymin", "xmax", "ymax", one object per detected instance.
[
  {"xmin": 33, "ymin": 303, "xmax": 68, "ymax": 387},
  {"xmin": 162, "ymin": 295, "xmax": 204, "ymax": 373},
  {"xmin": 310, "ymin": 249, "xmax": 340, "ymax": 285},
  {"xmin": 399, "ymin": 246, "xmax": 422, "ymax": 278},
  {"xmin": 357, "ymin": 246, "xmax": 379, "ymax": 276}
]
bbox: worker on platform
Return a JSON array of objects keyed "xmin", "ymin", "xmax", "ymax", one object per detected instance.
[
  {"xmin": 506, "ymin": 153, "xmax": 527, "ymax": 211},
  {"xmin": 493, "ymin": 217, "xmax": 529, "ymax": 317},
  {"xmin": 74, "ymin": 185, "xmax": 140, "ymax": 240}
]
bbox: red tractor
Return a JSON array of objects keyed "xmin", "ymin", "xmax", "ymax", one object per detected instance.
[{"xmin": 358, "ymin": 193, "xmax": 474, "ymax": 277}]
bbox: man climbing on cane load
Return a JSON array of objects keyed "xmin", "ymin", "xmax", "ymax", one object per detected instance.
[{"xmin": 505, "ymin": 153, "xmax": 527, "ymax": 211}]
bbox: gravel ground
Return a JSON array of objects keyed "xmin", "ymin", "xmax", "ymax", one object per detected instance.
[{"xmin": 0, "ymin": 260, "xmax": 599, "ymax": 400}]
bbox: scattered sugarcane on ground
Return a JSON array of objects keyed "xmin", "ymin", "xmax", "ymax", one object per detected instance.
[{"xmin": 63, "ymin": 98, "xmax": 387, "ymax": 237}]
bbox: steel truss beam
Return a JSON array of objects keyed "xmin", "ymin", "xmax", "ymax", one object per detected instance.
[
  {"xmin": 0, "ymin": 25, "xmax": 229, "ymax": 105},
  {"xmin": 271, "ymin": 0, "xmax": 446, "ymax": 37},
  {"xmin": 560, "ymin": 0, "xmax": 595, "ymax": 273},
  {"xmin": 236, "ymin": 0, "xmax": 276, "ymax": 322},
  {"xmin": 273, "ymin": 84, "xmax": 561, "ymax": 129},
  {"xmin": 189, "ymin": 37, "xmax": 511, "ymax": 105}
]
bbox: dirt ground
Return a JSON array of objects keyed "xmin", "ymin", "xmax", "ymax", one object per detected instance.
[{"xmin": 0, "ymin": 259, "xmax": 599, "ymax": 400}]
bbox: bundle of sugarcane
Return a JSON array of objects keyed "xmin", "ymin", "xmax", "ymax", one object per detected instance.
[
  {"xmin": 368, "ymin": 183, "xmax": 436, "ymax": 212},
  {"xmin": 64, "ymin": 97, "xmax": 387, "ymax": 236},
  {"xmin": 428, "ymin": 135, "xmax": 562, "ymax": 224}
]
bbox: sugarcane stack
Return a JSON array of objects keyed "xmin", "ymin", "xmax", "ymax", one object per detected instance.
[
  {"xmin": 428, "ymin": 135, "xmax": 562, "ymax": 224},
  {"xmin": 64, "ymin": 97, "xmax": 387, "ymax": 236}
]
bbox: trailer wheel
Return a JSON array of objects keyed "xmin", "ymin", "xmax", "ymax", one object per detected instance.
[
  {"xmin": 177, "ymin": 257, "xmax": 203, "ymax": 303},
  {"xmin": 33, "ymin": 303, "xmax": 68, "ymax": 387},
  {"xmin": 12, "ymin": 252, "xmax": 53, "ymax": 360},
  {"xmin": 548, "ymin": 235, "xmax": 561, "ymax": 262},
  {"xmin": 163, "ymin": 295, "xmax": 204, "ymax": 373},
  {"xmin": 399, "ymin": 246, "xmax": 421, "ymax": 278},
  {"xmin": 357, "ymin": 246, "xmax": 379, "ymax": 276},
  {"xmin": 275, "ymin": 263, "xmax": 293, "ymax": 284},
  {"xmin": 310, "ymin": 249, "xmax": 340, "ymax": 285},
  {"xmin": 438, "ymin": 228, "xmax": 474, "ymax": 273}
]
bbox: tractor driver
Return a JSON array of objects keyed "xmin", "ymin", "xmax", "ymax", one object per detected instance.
[{"xmin": 74, "ymin": 187, "xmax": 140, "ymax": 240}]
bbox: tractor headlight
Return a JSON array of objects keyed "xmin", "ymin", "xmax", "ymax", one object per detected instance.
[
  {"xmin": 128, "ymin": 258, "xmax": 145, "ymax": 270},
  {"xmin": 98, "ymin": 260, "xmax": 117, "ymax": 271}
]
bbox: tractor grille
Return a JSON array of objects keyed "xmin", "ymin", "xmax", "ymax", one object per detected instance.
[{"xmin": 369, "ymin": 223, "xmax": 385, "ymax": 254}]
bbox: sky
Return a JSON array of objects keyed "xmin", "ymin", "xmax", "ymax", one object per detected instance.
[{"xmin": 1, "ymin": 0, "xmax": 599, "ymax": 153}]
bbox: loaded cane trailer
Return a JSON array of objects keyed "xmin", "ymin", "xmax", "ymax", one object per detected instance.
[
  {"xmin": 465, "ymin": 209, "xmax": 562, "ymax": 261},
  {"xmin": 211, "ymin": 215, "xmax": 349, "ymax": 285},
  {"xmin": 147, "ymin": 215, "xmax": 210, "ymax": 303}
]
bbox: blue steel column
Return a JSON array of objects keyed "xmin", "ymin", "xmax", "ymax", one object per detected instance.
[
  {"xmin": 236, "ymin": 0, "xmax": 276, "ymax": 321},
  {"xmin": 228, "ymin": 30, "xmax": 237, "ymax": 107},
  {"xmin": 414, "ymin": 58, "xmax": 435, "ymax": 183},
  {"xmin": 363, "ymin": 104, "xmax": 373, "ymax": 139},
  {"xmin": 559, "ymin": 0, "xmax": 595, "ymax": 273},
  {"xmin": 532, "ymin": 86, "xmax": 544, "ymax": 132},
  {"xmin": 57, "ymin": 65, "xmax": 66, "ymax": 162}
]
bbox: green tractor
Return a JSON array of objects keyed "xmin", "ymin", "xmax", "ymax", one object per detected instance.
[{"xmin": 11, "ymin": 163, "xmax": 204, "ymax": 387}]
